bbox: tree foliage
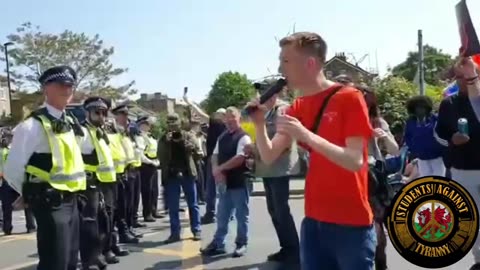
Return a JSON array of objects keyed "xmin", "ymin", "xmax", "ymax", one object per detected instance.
[
  {"xmin": 0, "ymin": 22, "xmax": 136, "ymax": 99},
  {"xmin": 373, "ymin": 76, "xmax": 417, "ymax": 132},
  {"xmin": 203, "ymin": 71, "xmax": 255, "ymax": 114},
  {"xmin": 150, "ymin": 112, "xmax": 167, "ymax": 139},
  {"xmin": 391, "ymin": 45, "xmax": 454, "ymax": 86}
]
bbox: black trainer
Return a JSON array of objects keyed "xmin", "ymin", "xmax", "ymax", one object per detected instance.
[{"xmin": 200, "ymin": 242, "xmax": 226, "ymax": 256}]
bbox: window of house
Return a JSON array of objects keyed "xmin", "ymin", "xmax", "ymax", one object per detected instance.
[
  {"xmin": 326, "ymin": 71, "xmax": 333, "ymax": 78},
  {"xmin": 340, "ymin": 69, "xmax": 347, "ymax": 74},
  {"xmin": 0, "ymin": 89, "xmax": 5, "ymax": 99}
]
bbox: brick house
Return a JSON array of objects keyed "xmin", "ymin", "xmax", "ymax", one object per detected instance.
[
  {"xmin": 324, "ymin": 53, "xmax": 378, "ymax": 84},
  {"xmin": 136, "ymin": 92, "xmax": 194, "ymax": 120}
]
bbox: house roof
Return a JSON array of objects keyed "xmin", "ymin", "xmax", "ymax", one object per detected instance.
[{"xmin": 325, "ymin": 56, "xmax": 378, "ymax": 76}]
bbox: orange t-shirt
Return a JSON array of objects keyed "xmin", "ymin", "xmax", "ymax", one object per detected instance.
[{"xmin": 287, "ymin": 84, "xmax": 374, "ymax": 226}]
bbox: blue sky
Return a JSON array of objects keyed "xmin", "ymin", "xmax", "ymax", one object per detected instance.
[{"xmin": 1, "ymin": 0, "xmax": 479, "ymax": 102}]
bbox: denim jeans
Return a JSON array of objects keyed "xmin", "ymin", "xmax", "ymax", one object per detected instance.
[
  {"xmin": 213, "ymin": 187, "xmax": 250, "ymax": 247},
  {"xmin": 300, "ymin": 217, "xmax": 376, "ymax": 270},
  {"xmin": 263, "ymin": 176, "xmax": 299, "ymax": 257},
  {"xmin": 205, "ymin": 157, "xmax": 216, "ymax": 216},
  {"xmin": 165, "ymin": 175, "xmax": 201, "ymax": 236}
]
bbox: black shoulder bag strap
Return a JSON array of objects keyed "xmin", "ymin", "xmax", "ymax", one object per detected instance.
[{"xmin": 310, "ymin": 85, "xmax": 344, "ymax": 133}]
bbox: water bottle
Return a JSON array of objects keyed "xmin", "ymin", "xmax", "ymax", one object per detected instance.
[
  {"xmin": 216, "ymin": 181, "xmax": 227, "ymax": 196},
  {"xmin": 458, "ymin": 118, "xmax": 469, "ymax": 135}
]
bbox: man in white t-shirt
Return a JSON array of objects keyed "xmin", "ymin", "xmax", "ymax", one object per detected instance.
[{"xmin": 200, "ymin": 107, "xmax": 253, "ymax": 258}]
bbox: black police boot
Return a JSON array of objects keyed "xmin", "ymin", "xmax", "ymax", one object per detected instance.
[
  {"xmin": 111, "ymin": 245, "xmax": 129, "ymax": 257},
  {"xmin": 118, "ymin": 221, "xmax": 139, "ymax": 244},
  {"xmin": 143, "ymin": 215, "xmax": 156, "ymax": 222},
  {"xmin": 94, "ymin": 255, "xmax": 108, "ymax": 270},
  {"xmin": 129, "ymin": 227, "xmax": 143, "ymax": 238},
  {"xmin": 133, "ymin": 221, "xmax": 147, "ymax": 228},
  {"xmin": 152, "ymin": 212, "xmax": 165, "ymax": 219},
  {"xmin": 103, "ymin": 251, "xmax": 119, "ymax": 264},
  {"xmin": 119, "ymin": 232, "xmax": 139, "ymax": 244}
]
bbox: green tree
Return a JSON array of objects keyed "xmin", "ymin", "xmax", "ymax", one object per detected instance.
[
  {"xmin": 392, "ymin": 45, "xmax": 454, "ymax": 86},
  {"xmin": 0, "ymin": 22, "xmax": 137, "ymax": 99},
  {"xmin": 373, "ymin": 76, "xmax": 417, "ymax": 131},
  {"xmin": 203, "ymin": 71, "xmax": 255, "ymax": 114},
  {"xmin": 150, "ymin": 112, "xmax": 167, "ymax": 139}
]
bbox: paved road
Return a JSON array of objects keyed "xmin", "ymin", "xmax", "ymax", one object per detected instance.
[{"xmin": 0, "ymin": 195, "xmax": 476, "ymax": 270}]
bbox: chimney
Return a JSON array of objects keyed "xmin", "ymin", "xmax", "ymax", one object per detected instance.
[
  {"xmin": 336, "ymin": 52, "xmax": 347, "ymax": 61},
  {"xmin": 140, "ymin": 93, "xmax": 147, "ymax": 100}
]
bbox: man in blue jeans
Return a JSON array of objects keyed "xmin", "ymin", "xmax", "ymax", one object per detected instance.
[
  {"xmin": 183, "ymin": 93, "xmax": 226, "ymax": 224},
  {"xmin": 250, "ymin": 32, "xmax": 376, "ymax": 270},
  {"xmin": 201, "ymin": 107, "xmax": 253, "ymax": 258},
  {"xmin": 158, "ymin": 113, "xmax": 202, "ymax": 243},
  {"xmin": 250, "ymin": 82, "xmax": 301, "ymax": 266}
]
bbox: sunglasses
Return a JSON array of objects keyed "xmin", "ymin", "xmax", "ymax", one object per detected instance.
[{"xmin": 92, "ymin": 110, "xmax": 108, "ymax": 116}]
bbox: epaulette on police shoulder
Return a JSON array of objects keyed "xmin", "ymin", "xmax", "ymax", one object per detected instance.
[
  {"xmin": 67, "ymin": 112, "xmax": 85, "ymax": 137},
  {"xmin": 26, "ymin": 107, "xmax": 48, "ymax": 122}
]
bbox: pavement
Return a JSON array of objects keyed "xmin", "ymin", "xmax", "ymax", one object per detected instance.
[{"xmin": 0, "ymin": 194, "xmax": 477, "ymax": 270}]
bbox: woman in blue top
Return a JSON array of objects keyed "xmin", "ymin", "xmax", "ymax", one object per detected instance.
[{"xmin": 404, "ymin": 95, "xmax": 446, "ymax": 177}]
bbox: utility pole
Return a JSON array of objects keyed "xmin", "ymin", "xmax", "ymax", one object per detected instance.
[{"xmin": 418, "ymin": 30, "xmax": 425, "ymax": 95}]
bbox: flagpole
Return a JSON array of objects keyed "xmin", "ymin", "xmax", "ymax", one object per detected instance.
[{"xmin": 418, "ymin": 29, "xmax": 425, "ymax": 95}]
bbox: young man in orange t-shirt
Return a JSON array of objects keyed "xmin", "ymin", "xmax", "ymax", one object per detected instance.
[{"xmin": 249, "ymin": 32, "xmax": 376, "ymax": 270}]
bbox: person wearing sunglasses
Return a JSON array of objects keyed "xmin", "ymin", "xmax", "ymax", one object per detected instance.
[{"xmin": 79, "ymin": 97, "xmax": 136, "ymax": 268}]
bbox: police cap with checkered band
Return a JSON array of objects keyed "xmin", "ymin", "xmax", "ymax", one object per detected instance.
[{"xmin": 38, "ymin": 65, "xmax": 77, "ymax": 86}]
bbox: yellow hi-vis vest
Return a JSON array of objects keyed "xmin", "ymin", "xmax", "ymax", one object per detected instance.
[
  {"xmin": 25, "ymin": 114, "xmax": 86, "ymax": 192},
  {"xmin": 84, "ymin": 127, "xmax": 116, "ymax": 182},
  {"xmin": 143, "ymin": 134, "xmax": 158, "ymax": 159},
  {"xmin": 107, "ymin": 133, "xmax": 127, "ymax": 174},
  {"xmin": 0, "ymin": 147, "xmax": 9, "ymax": 175},
  {"xmin": 121, "ymin": 135, "xmax": 141, "ymax": 168}
]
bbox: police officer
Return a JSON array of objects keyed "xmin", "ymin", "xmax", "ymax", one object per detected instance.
[
  {"xmin": 158, "ymin": 113, "xmax": 202, "ymax": 243},
  {"xmin": 4, "ymin": 66, "xmax": 86, "ymax": 270},
  {"xmin": 135, "ymin": 116, "xmax": 160, "ymax": 222},
  {"xmin": 111, "ymin": 104, "xmax": 144, "ymax": 236},
  {"xmin": 0, "ymin": 128, "xmax": 36, "ymax": 235},
  {"xmin": 77, "ymin": 97, "xmax": 117, "ymax": 269},
  {"xmin": 105, "ymin": 119, "xmax": 139, "ymax": 245}
]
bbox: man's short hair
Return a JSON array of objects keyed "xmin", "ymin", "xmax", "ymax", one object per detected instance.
[
  {"xmin": 226, "ymin": 106, "xmax": 240, "ymax": 117},
  {"xmin": 279, "ymin": 32, "xmax": 328, "ymax": 64}
]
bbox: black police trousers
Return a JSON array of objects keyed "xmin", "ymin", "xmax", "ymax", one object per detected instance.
[
  {"xmin": 139, "ymin": 164, "xmax": 157, "ymax": 218},
  {"xmin": 115, "ymin": 173, "xmax": 131, "ymax": 235},
  {"xmin": 29, "ymin": 189, "xmax": 79, "ymax": 270},
  {"xmin": 78, "ymin": 179, "xmax": 103, "ymax": 268},
  {"xmin": 0, "ymin": 181, "xmax": 36, "ymax": 233},
  {"xmin": 127, "ymin": 168, "xmax": 140, "ymax": 228},
  {"xmin": 98, "ymin": 182, "xmax": 117, "ymax": 253}
]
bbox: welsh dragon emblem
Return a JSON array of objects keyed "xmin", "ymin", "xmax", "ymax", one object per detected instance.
[{"xmin": 415, "ymin": 202, "xmax": 453, "ymax": 240}]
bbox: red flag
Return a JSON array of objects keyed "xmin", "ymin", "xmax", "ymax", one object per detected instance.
[{"xmin": 456, "ymin": 0, "xmax": 480, "ymax": 56}]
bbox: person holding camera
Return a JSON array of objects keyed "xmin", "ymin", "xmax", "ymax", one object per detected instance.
[{"xmin": 158, "ymin": 113, "xmax": 202, "ymax": 243}]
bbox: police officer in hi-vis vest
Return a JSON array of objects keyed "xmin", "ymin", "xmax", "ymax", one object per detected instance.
[
  {"xmin": 111, "ymin": 104, "xmax": 145, "ymax": 236},
  {"xmin": 105, "ymin": 118, "xmax": 139, "ymax": 245},
  {"xmin": 135, "ymin": 116, "xmax": 160, "ymax": 222},
  {"xmin": 0, "ymin": 128, "xmax": 36, "ymax": 235},
  {"xmin": 77, "ymin": 97, "xmax": 118, "ymax": 269},
  {"xmin": 4, "ymin": 66, "xmax": 86, "ymax": 270}
]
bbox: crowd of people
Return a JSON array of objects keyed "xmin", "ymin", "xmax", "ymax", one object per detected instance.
[{"xmin": 0, "ymin": 31, "xmax": 479, "ymax": 270}]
